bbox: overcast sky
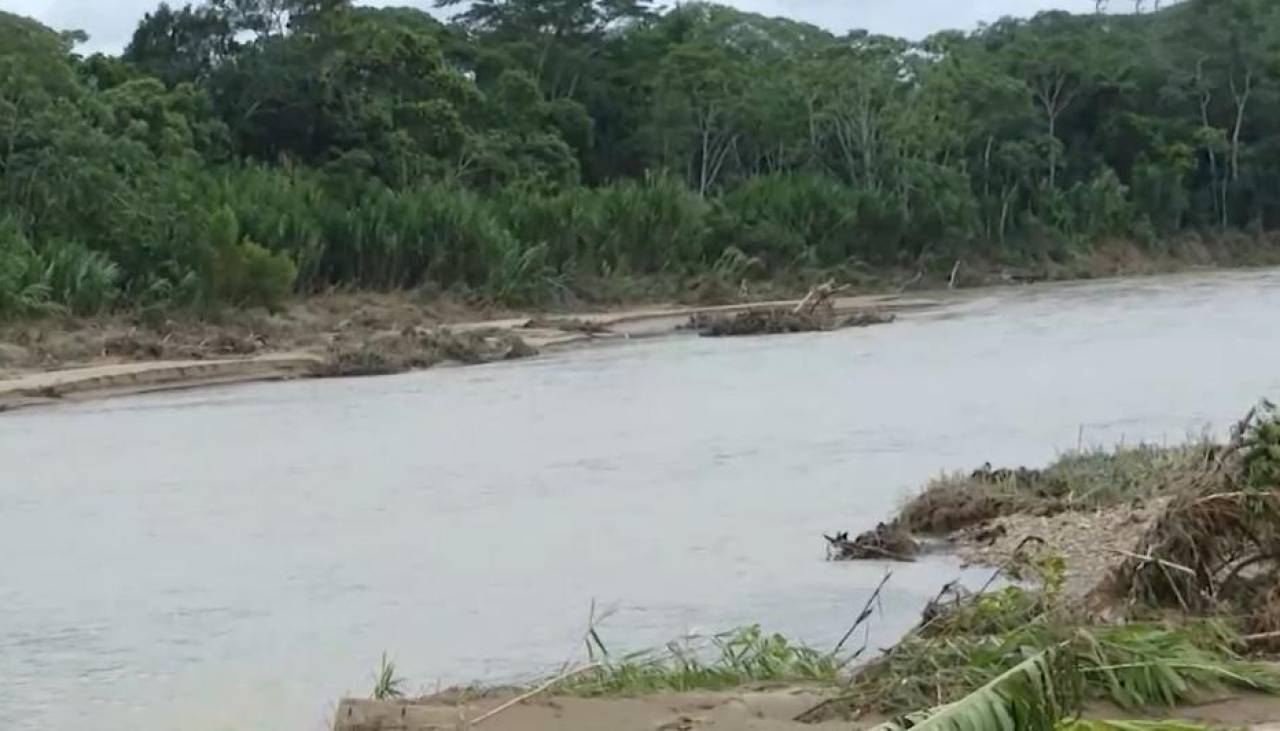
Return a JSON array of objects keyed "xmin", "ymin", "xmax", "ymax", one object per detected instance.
[{"xmin": 5, "ymin": 0, "xmax": 1101, "ymax": 54}]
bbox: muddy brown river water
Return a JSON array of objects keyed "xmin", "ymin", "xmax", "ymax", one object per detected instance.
[{"xmin": 4, "ymin": 269, "xmax": 1280, "ymax": 730}]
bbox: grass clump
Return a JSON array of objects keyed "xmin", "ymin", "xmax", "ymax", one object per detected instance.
[
  {"xmin": 561, "ymin": 625, "xmax": 840, "ymax": 696},
  {"xmin": 804, "ymin": 559, "xmax": 1278, "ymax": 725},
  {"xmin": 899, "ymin": 443, "xmax": 1213, "ymax": 536},
  {"xmin": 372, "ymin": 652, "xmax": 406, "ymax": 701}
]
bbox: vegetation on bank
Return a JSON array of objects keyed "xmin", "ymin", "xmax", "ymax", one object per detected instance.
[
  {"xmin": 899, "ymin": 442, "xmax": 1214, "ymax": 536},
  {"xmin": 358, "ymin": 404, "xmax": 1280, "ymax": 731},
  {"xmin": 5, "ymin": 0, "xmax": 1280, "ymax": 319},
  {"xmin": 810, "ymin": 403, "xmax": 1280, "ymax": 729}
]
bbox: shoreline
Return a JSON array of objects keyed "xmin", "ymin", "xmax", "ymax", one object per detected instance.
[
  {"xmin": 328, "ymin": 423, "xmax": 1280, "ymax": 731},
  {"xmin": 5, "ymin": 259, "xmax": 1276, "ymax": 413},
  {"xmin": 3, "ymin": 253, "xmax": 1278, "ymax": 412},
  {"xmin": 0, "ymin": 293, "xmax": 930, "ymax": 413}
]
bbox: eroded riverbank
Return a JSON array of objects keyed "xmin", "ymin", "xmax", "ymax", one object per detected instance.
[
  {"xmin": 338, "ymin": 408, "xmax": 1280, "ymax": 731},
  {"xmin": 0, "ymin": 293, "xmax": 923, "ymax": 412}
]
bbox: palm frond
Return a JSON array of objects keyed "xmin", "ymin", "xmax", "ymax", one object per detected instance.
[
  {"xmin": 1077, "ymin": 623, "xmax": 1278, "ymax": 708},
  {"xmin": 871, "ymin": 650, "xmax": 1063, "ymax": 731}
]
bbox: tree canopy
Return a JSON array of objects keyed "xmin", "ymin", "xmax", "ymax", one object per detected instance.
[{"xmin": 2, "ymin": 0, "xmax": 1278, "ymax": 316}]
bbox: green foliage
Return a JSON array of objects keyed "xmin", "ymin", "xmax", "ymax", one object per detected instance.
[
  {"xmin": 900, "ymin": 442, "xmax": 1211, "ymax": 535},
  {"xmin": 6, "ymin": 0, "xmax": 1280, "ymax": 317},
  {"xmin": 846, "ymin": 580, "xmax": 1277, "ymax": 721},
  {"xmin": 206, "ymin": 205, "xmax": 297, "ymax": 309},
  {"xmin": 1243, "ymin": 401, "xmax": 1280, "ymax": 489},
  {"xmin": 39, "ymin": 239, "xmax": 122, "ymax": 315},
  {"xmin": 0, "ymin": 217, "xmax": 55, "ymax": 319},
  {"xmin": 563, "ymin": 625, "xmax": 840, "ymax": 695},
  {"xmin": 870, "ymin": 651, "xmax": 1063, "ymax": 731},
  {"xmin": 0, "ymin": 217, "xmax": 121, "ymax": 318},
  {"xmin": 1075, "ymin": 621, "xmax": 1278, "ymax": 709},
  {"xmin": 371, "ymin": 652, "xmax": 406, "ymax": 701}
]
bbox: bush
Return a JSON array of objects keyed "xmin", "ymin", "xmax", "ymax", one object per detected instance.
[
  {"xmin": 206, "ymin": 206, "xmax": 298, "ymax": 310},
  {"xmin": 40, "ymin": 238, "xmax": 121, "ymax": 315},
  {"xmin": 0, "ymin": 217, "xmax": 53, "ymax": 319},
  {"xmin": 591, "ymin": 173, "xmax": 713, "ymax": 273},
  {"xmin": 719, "ymin": 173, "xmax": 858, "ymax": 268}
]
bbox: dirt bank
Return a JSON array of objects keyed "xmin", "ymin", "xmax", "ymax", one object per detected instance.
[
  {"xmin": 0, "ymin": 354, "xmax": 322, "ymax": 412},
  {"xmin": 0, "ymin": 292, "xmax": 927, "ymax": 411},
  {"xmin": 954, "ymin": 498, "xmax": 1171, "ymax": 600},
  {"xmin": 334, "ymin": 687, "xmax": 850, "ymax": 731},
  {"xmin": 829, "ymin": 442, "xmax": 1215, "ymax": 599},
  {"xmin": 333, "ymin": 682, "xmax": 1280, "ymax": 730}
]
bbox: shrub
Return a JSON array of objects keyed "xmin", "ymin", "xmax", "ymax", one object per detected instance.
[
  {"xmin": 40, "ymin": 238, "xmax": 121, "ymax": 315},
  {"xmin": 0, "ymin": 217, "xmax": 53, "ymax": 319},
  {"xmin": 206, "ymin": 206, "xmax": 298, "ymax": 310}
]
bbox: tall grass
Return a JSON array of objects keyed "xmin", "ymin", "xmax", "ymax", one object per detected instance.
[
  {"xmin": 561, "ymin": 625, "xmax": 841, "ymax": 695},
  {"xmin": 0, "ymin": 217, "xmax": 121, "ymax": 318}
]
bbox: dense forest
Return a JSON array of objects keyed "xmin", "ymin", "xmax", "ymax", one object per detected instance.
[{"xmin": 2, "ymin": 0, "xmax": 1279, "ymax": 316}]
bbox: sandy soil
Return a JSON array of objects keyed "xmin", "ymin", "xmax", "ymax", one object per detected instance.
[
  {"xmin": 953, "ymin": 499, "xmax": 1170, "ymax": 600},
  {"xmin": 334, "ymin": 687, "xmax": 855, "ymax": 731},
  {"xmin": 333, "ymin": 686, "xmax": 1280, "ymax": 731}
]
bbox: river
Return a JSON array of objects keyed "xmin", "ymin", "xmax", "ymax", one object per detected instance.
[{"xmin": 3, "ymin": 269, "xmax": 1280, "ymax": 730}]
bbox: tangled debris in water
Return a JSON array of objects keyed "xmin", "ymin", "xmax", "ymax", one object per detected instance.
[
  {"xmin": 825, "ymin": 523, "xmax": 920, "ymax": 562},
  {"xmin": 691, "ymin": 280, "xmax": 895, "ymax": 337},
  {"xmin": 693, "ymin": 307, "xmax": 894, "ymax": 337},
  {"xmin": 319, "ymin": 327, "xmax": 537, "ymax": 377}
]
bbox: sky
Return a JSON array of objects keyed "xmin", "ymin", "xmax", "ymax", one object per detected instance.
[{"xmin": 4, "ymin": 0, "xmax": 1102, "ymax": 54}]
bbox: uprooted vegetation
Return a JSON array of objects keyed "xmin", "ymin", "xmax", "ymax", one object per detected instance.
[
  {"xmin": 830, "ymin": 442, "xmax": 1215, "ymax": 563},
  {"xmin": 809, "ymin": 403, "xmax": 1280, "ymax": 728},
  {"xmin": 1106, "ymin": 402, "xmax": 1280, "ymax": 640},
  {"xmin": 346, "ymin": 404, "xmax": 1280, "ymax": 730},
  {"xmin": 799, "ymin": 554, "xmax": 1280, "ymax": 728},
  {"xmin": 693, "ymin": 280, "xmax": 895, "ymax": 337},
  {"xmin": 901, "ymin": 443, "xmax": 1215, "ymax": 536},
  {"xmin": 319, "ymin": 328, "xmax": 537, "ymax": 377},
  {"xmin": 693, "ymin": 307, "xmax": 895, "ymax": 337}
]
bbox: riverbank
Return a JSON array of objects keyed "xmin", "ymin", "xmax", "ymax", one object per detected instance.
[
  {"xmin": 3, "ymin": 238, "xmax": 1278, "ymax": 409},
  {"xmin": 0, "ymin": 291, "xmax": 925, "ymax": 412},
  {"xmin": 333, "ymin": 688, "xmax": 1280, "ymax": 730},
  {"xmin": 335, "ymin": 406, "xmax": 1280, "ymax": 731}
]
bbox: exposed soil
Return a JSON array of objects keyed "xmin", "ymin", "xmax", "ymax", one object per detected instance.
[
  {"xmin": 954, "ymin": 498, "xmax": 1171, "ymax": 600},
  {"xmin": 0, "ymin": 292, "xmax": 512, "ymax": 380},
  {"xmin": 333, "ymin": 685, "xmax": 1280, "ymax": 731},
  {"xmin": 334, "ymin": 687, "xmax": 852, "ymax": 731}
]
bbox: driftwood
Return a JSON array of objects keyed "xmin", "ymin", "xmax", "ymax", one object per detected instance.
[
  {"xmin": 695, "ymin": 281, "xmax": 892, "ymax": 337},
  {"xmin": 792, "ymin": 280, "xmax": 850, "ymax": 316},
  {"xmin": 825, "ymin": 523, "xmax": 920, "ymax": 562}
]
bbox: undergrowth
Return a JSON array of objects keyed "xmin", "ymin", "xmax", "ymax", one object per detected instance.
[
  {"xmin": 561, "ymin": 624, "xmax": 840, "ymax": 695},
  {"xmin": 899, "ymin": 442, "xmax": 1213, "ymax": 535},
  {"xmin": 804, "ymin": 555, "xmax": 1278, "ymax": 725}
]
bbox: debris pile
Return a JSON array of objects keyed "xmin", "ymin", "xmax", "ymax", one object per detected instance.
[
  {"xmin": 693, "ymin": 281, "xmax": 894, "ymax": 337},
  {"xmin": 320, "ymin": 327, "xmax": 537, "ymax": 377}
]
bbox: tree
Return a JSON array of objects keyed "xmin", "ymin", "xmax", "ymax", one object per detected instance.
[{"xmin": 124, "ymin": 3, "xmax": 237, "ymax": 85}]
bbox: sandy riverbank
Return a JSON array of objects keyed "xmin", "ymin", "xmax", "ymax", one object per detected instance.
[
  {"xmin": 332, "ymin": 688, "xmax": 1280, "ymax": 731},
  {"xmin": 0, "ymin": 293, "xmax": 927, "ymax": 412}
]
